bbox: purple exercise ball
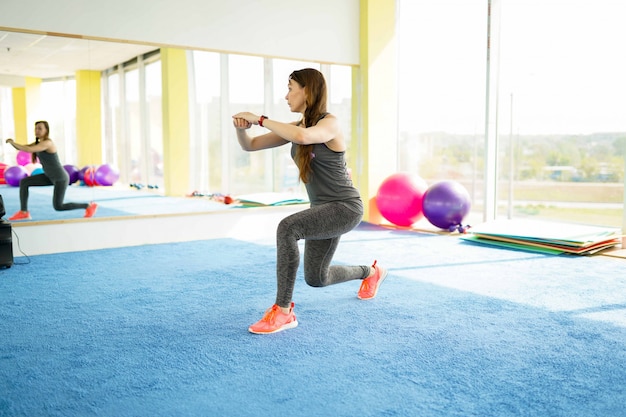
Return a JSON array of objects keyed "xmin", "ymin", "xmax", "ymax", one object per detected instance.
[
  {"xmin": 422, "ymin": 180, "xmax": 471, "ymax": 230},
  {"xmin": 94, "ymin": 163, "xmax": 120, "ymax": 186},
  {"xmin": 4, "ymin": 165, "xmax": 29, "ymax": 187},
  {"xmin": 64, "ymin": 164, "xmax": 80, "ymax": 184}
]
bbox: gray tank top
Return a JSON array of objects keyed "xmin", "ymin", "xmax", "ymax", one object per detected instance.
[
  {"xmin": 291, "ymin": 142, "xmax": 363, "ymax": 215},
  {"xmin": 36, "ymin": 151, "xmax": 69, "ymax": 183}
]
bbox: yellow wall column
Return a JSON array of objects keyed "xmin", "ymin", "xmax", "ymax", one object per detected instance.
[
  {"xmin": 25, "ymin": 77, "xmax": 42, "ymax": 137},
  {"xmin": 75, "ymin": 70, "xmax": 102, "ymax": 166},
  {"xmin": 351, "ymin": 0, "xmax": 398, "ymax": 223},
  {"xmin": 160, "ymin": 48, "xmax": 190, "ymax": 196},
  {"xmin": 12, "ymin": 78, "xmax": 42, "ymax": 145},
  {"xmin": 11, "ymin": 87, "xmax": 27, "ymax": 143}
]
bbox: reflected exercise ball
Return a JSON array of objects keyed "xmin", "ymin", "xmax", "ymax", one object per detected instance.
[
  {"xmin": 0, "ymin": 163, "xmax": 7, "ymax": 185},
  {"xmin": 94, "ymin": 163, "xmax": 120, "ymax": 186},
  {"xmin": 83, "ymin": 166, "xmax": 97, "ymax": 186},
  {"xmin": 4, "ymin": 165, "xmax": 29, "ymax": 187},
  {"xmin": 16, "ymin": 151, "xmax": 31, "ymax": 166},
  {"xmin": 64, "ymin": 164, "xmax": 80, "ymax": 184}
]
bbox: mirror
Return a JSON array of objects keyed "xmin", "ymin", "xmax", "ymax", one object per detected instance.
[
  {"xmin": 0, "ymin": 30, "xmax": 325, "ymax": 223},
  {"xmin": 0, "ymin": 30, "xmax": 189, "ymax": 222}
]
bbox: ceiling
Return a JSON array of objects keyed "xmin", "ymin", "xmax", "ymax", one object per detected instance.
[{"xmin": 0, "ymin": 30, "xmax": 158, "ymax": 82}]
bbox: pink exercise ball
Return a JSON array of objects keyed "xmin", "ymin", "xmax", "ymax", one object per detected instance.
[
  {"xmin": 16, "ymin": 150, "xmax": 31, "ymax": 166},
  {"xmin": 375, "ymin": 172, "xmax": 429, "ymax": 227},
  {"xmin": 0, "ymin": 163, "xmax": 7, "ymax": 185}
]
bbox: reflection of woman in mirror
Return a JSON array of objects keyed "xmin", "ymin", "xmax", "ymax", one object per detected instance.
[
  {"xmin": 5, "ymin": 120, "xmax": 98, "ymax": 221},
  {"xmin": 233, "ymin": 68, "xmax": 388, "ymax": 335}
]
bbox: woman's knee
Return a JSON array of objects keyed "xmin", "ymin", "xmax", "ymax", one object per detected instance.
[
  {"xmin": 277, "ymin": 217, "xmax": 300, "ymax": 240},
  {"xmin": 304, "ymin": 273, "xmax": 327, "ymax": 288},
  {"xmin": 304, "ymin": 266, "xmax": 332, "ymax": 287}
]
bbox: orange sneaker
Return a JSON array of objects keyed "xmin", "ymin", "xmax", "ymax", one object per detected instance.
[
  {"xmin": 248, "ymin": 302, "xmax": 298, "ymax": 334},
  {"xmin": 84, "ymin": 202, "xmax": 98, "ymax": 218},
  {"xmin": 9, "ymin": 211, "xmax": 31, "ymax": 221},
  {"xmin": 357, "ymin": 260, "xmax": 388, "ymax": 300}
]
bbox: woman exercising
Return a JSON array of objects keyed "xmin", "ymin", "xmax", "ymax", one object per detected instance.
[
  {"xmin": 233, "ymin": 68, "xmax": 387, "ymax": 334},
  {"xmin": 5, "ymin": 120, "xmax": 97, "ymax": 221}
]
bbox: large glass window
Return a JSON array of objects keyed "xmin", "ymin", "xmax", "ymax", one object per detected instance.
[
  {"xmin": 188, "ymin": 55, "xmax": 352, "ymax": 197},
  {"xmin": 124, "ymin": 67, "xmax": 142, "ymax": 184},
  {"xmin": 103, "ymin": 72, "xmax": 121, "ymax": 175},
  {"xmin": 103, "ymin": 49, "xmax": 351, "ymax": 198},
  {"xmin": 497, "ymin": 0, "xmax": 626, "ymax": 227},
  {"xmin": 1, "ymin": 79, "xmax": 75, "ymax": 168},
  {"xmin": 0, "ymin": 86, "xmax": 15, "ymax": 164},
  {"xmin": 40, "ymin": 78, "xmax": 76, "ymax": 164},
  {"xmin": 145, "ymin": 59, "xmax": 163, "ymax": 188},
  {"xmin": 226, "ymin": 54, "xmax": 266, "ymax": 195},
  {"xmin": 398, "ymin": 0, "xmax": 487, "ymax": 223},
  {"xmin": 398, "ymin": 0, "xmax": 625, "ymax": 228},
  {"xmin": 328, "ymin": 64, "xmax": 353, "ymax": 161},
  {"xmin": 104, "ymin": 51, "xmax": 163, "ymax": 189},
  {"xmin": 189, "ymin": 50, "xmax": 222, "ymax": 194}
]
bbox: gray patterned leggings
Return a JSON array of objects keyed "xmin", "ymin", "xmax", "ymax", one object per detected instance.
[
  {"xmin": 19, "ymin": 173, "xmax": 89, "ymax": 212},
  {"xmin": 275, "ymin": 202, "xmax": 370, "ymax": 307}
]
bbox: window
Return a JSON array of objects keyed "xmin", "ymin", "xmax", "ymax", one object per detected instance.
[
  {"xmin": 226, "ymin": 54, "xmax": 266, "ymax": 195},
  {"xmin": 103, "ymin": 50, "xmax": 352, "ymax": 198},
  {"xmin": 40, "ymin": 79, "xmax": 76, "ymax": 164},
  {"xmin": 103, "ymin": 51, "xmax": 162, "ymax": 189},
  {"xmin": 103, "ymin": 72, "xmax": 121, "ymax": 174},
  {"xmin": 186, "ymin": 54, "xmax": 352, "ymax": 197},
  {"xmin": 328, "ymin": 64, "xmax": 353, "ymax": 159},
  {"xmin": 124, "ymin": 67, "xmax": 142, "ymax": 184},
  {"xmin": 145, "ymin": 59, "xmax": 163, "ymax": 188},
  {"xmin": 398, "ymin": 0, "xmax": 487, "ymax": 223},
  {"xmin": 189, "ymin": 50, "xmax": 222, "ymax": 194},
  {"xmin": 0, "ymin": 86, "xmax": 15, "ymax": 164},
  {"xmin": 497, "ymin": 0, "xmax": 626, "ymax": 227},
  {"xmin": 398, "ymin": 0, "xmax": 625, "ymax": 228}
]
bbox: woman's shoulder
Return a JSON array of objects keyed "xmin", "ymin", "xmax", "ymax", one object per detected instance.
[
  {"xmin": 40, "ymin": 138, "xmax": 57, "ymax": 153},
  {"xmin": 315, "ymin": 112, "xmax": 338, "ymax": 126}
]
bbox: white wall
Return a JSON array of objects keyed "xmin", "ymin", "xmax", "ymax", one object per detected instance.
[{"xmin": 0, "ymin": 0, "xmax": 359, "ymax": 66}]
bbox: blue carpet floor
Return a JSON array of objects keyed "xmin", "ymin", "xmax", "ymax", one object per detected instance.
[{"xmin": 1, "ymin": 223, "xmax": 626, "ymax": 416}]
